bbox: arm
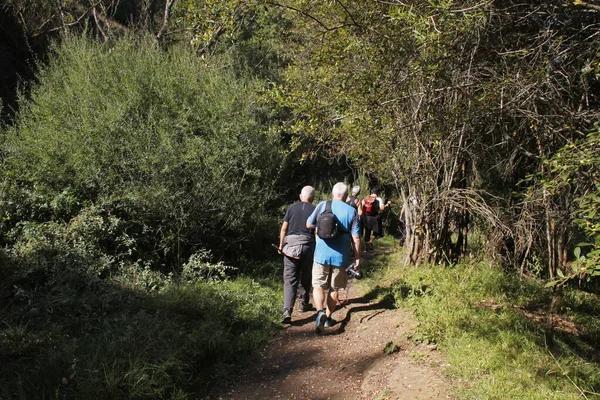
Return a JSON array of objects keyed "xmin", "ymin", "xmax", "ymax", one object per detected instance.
[
  {"xmin": 278, "ymin": 221, "xmax": 289, "ymax": 251},
  {"xmin": 306, "ymin": 202, "xmax": 321, "ymax": 229},
  {"xmin": 355, "ymin": 198, "xmax": 363, "ymax": 216},
  {"xmin": 378, "ymin": 197, "xmax": 391, "ymax": 212},
  {"xmin": 352, "ymin": 235, "xmax": 361, "ymax": 267}
]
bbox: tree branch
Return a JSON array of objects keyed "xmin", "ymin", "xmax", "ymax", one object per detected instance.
[
  {"xmin": 156, "ymin": 0, "xmax": 177, "ymax": 40},
  {"xmin": 267, "ymin": 2, "xmax": 341, "ymax": 31},
  {"xmin": 90, "ymin": 1, "xmax": 107, "ymax": 41},
  {"xmin": 574, "ymin": 1, "xmax": 600, "ymax": 12}
]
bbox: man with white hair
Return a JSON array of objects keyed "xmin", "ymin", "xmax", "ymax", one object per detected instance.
[
  {"xmin": 346, "ymin": 185, "xmax": 363, "ymax": 216},
  {"xmin": 306, "ymin": 182, "xmax": 361, "ymax": 334},
  {"xmin": 278, "ymin": 185, "xmax": 316, "ymax": 323}
]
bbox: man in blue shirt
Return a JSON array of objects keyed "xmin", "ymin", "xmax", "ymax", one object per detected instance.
[{"xmin": 306, "ymin": 182, "xmax": 361, "ymax": 334}]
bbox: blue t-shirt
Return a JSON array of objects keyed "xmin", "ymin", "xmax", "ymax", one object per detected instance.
[{"xmin": 307, "ymin": 200, "xmax": 360, "ymax": 268}]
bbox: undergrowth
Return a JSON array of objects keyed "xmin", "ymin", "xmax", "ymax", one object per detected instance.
[
  {"xmin": 361, "ymin": 237, "xmax": 600, "ymax": 399},
  {"xmin": 0, "ymin": 258, "xmax": 281, "ymax": 399}
]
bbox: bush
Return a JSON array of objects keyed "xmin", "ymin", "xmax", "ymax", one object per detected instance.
[{"xmin": 1, "ymin": 33, "xmax": 282, "ymax": 270}]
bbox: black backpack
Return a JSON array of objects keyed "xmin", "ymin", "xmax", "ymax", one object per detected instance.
[{"xmin": 316, "ymin": 200, "xmax": 344, "ymax": 240}]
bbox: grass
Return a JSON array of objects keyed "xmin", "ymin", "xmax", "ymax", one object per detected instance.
[
  {"xmin": 4, "ymin": 233, "xmax": 600, "ymax": 399},
  {"xmin": 0, "ymin": 266, "xmax": 282, "ymax": 399},
  {"xmin": 360, "ymin": 236, "xmax": 600, "ymax": 399}
]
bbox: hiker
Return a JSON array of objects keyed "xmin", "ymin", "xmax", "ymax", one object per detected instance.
[
  {"xmin": 362, "ymin": 186, "xmax": 391, "ymax": 251},
  {"xmin": 346, "ymin": 185, "xmax": 363, "ymax": 256},
  {"xmin": 306, "ymin": 182, "xmax": 361, "ymax": 334},
  {"xmin": 278, "ymin": 186, "xmax": 317, "ymax": 324},
  {"xmin": 346, "ymin": 185, "xmax": 363, "ymax": 216}
]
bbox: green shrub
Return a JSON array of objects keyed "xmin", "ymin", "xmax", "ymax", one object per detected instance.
[{"xmin": 2, "ymin": 33, "xmax": 282, "ymax": 270}]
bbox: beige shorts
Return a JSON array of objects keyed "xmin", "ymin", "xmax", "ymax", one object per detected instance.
[{"xmin": 312, "ymin": 262, "xmax": 348, "ymax": 291}]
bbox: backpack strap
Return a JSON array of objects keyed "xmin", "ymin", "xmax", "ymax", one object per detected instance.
[
  {"xmin": 321, "ymin": 200, "xmax": 348, "ymax": 234},
  {"xmin": 315, "ymin": 200, "xmax": 330, "ymax": 217}
]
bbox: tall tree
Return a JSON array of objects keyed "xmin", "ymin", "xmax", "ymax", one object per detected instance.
[{"xmin": 268, "ymin": 0, "xmax": 600, "ymax": 273}]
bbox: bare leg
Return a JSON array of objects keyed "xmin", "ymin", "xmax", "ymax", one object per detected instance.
[
  {"xmin": 326, "ymin": 290, "xmax": 338, "ymax": 318},
  {"xmin": 313, "ymin": 286, "xmax": 326, "ymax": 312}
]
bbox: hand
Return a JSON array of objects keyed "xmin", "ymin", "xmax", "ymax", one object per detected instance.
[{"xmin": 272, "ymin": 243, "xmax": 283, "ymax": 254}]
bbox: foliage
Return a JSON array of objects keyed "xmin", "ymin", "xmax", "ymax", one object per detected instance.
[
  {"xmin": 262, "ymin": 0, "xmax": 600, "ymax": 277},
  {"xmin": 2, "ymin": 1, "xmax": 600, "ymax": 398},
  {"xmin": 360, "ymin": 246, "xmax": 600, "ymax": 399},
  {"xmin": 0, "ymin": 253, "xmax": 281, "ymax": 399},
  {"xmin": 181, "ymin": 249, "xmax": 238, "ymax": 282},
  {"xmin": 1, "ymin": 34, "xmax": 282, "ymax": 270},
  {"xmin": 542, "ymin": 127, "xmax": 600, "ymax": 286}
]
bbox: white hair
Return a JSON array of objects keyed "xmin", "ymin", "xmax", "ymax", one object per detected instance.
[
  {"xmin": 300, "ymin": 185, "xmax": 315, "ymax": 200},
  {"xmin": 351, "ymin": 185, "xmax": 361, "ymax": 196},
  {"xmin": 332, "ymin": 182, "xmax": 348, "ymax": 199}
]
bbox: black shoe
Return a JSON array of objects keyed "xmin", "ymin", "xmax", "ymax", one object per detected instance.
[
  {"xmin": 298, "ymin": 302, "xmax": 311, "ymax": 313},
  {"xmin": 281, "ymin": 309, "xmax": 292, "ymax": 324}
]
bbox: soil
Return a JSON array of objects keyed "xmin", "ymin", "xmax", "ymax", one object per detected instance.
[{"xmin": 214, "ymin": 252, "xmax": 455, "ymax": 400}]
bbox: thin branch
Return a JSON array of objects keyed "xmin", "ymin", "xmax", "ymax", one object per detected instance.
[
  {"xmin": 91, "ymin": 1, "xmax": 107, "ymax": 41},
  {"xmin": 267, "ymin": 2, "xmax": 336, "ymax": 31},
  {"xmin": 198, "ymin": 25, "xmax": 225, "ymax": 56},
  {"xmin": 547, "ymin": 348, "xmax": 589, "ymax": 399},
  {"xmin": 334, "ymin": 0, "xmax": 360, "ymax": 28},
  {"xmin": 448, "ymin": 1, "xmax": 491, "ymax": 13},
  {"xmin": 31, "ymin": 0, "xmax": 125, "ymax": 37},
  {"xmin": 574, "ymin": 1, "xmax": 600, "ymax": 12},
  {"xmin": 156, "ymin": 0, "xmax": 177, "ymax": 40}
]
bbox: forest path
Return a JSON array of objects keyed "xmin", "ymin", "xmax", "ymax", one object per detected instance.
[{"xmin": 215, "ymin": 248, "xmax": 454, "ymax": 400}]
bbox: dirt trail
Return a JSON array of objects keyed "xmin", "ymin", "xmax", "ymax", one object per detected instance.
[{"xmin": 215, "ymin": 254, "xmax": 454, "ymax": 400}]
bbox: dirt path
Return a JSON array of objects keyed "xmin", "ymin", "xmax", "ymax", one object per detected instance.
[{"xmin": 215, "ymin": 261, "xmax": 454, "ymax": 400}]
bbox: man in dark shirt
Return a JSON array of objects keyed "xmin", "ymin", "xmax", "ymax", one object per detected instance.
[{"xmin": 278, "ymin": 186, "xmax": 316, "ymax": 323}]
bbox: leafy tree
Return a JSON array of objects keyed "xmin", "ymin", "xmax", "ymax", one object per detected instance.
[
  {"xmin": 542, "ymin": 126, "xmax": 600, "ymax": 286},
  {"xmin": 264, "ymin": 0, "xmax": 600, "ymax": 275}
]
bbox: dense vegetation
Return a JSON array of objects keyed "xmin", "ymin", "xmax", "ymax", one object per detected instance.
[
  {"xmin": 364, "ymin": 238, "xmax": 600, "ymax": 399},
  {"xmin": 1, "ymin": 0, "xmax": 599, "ymax": 398}
]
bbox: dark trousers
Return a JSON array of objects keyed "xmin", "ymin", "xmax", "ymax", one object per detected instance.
[
  {"xmin": 364, "ymin": 215, "xmax": 382, "ymax": 242},
  {"xmin": 283, "ymin": 243, "xmax": 314, "ymax": 311}
]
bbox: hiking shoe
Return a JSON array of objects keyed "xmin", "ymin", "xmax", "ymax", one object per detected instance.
[
  {"xmin": 281, "ymin": 309, "xmax": 292, "ymax": 324},
  {"xmin": 366, "ymin": 242, "xmax": 374, "ymax": 251},
  {"xmin": 315, "ymin": 311, "xmax": 327, "ymax": 334},
  {"xmin": 324, "ymin": 317, "xmax": 337, "ymax": 328},
  {"xmin": 298, "ymin": 302, "xmax": 311, "ymax": 313}
]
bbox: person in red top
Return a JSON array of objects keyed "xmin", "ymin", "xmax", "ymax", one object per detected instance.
[{"xmin": 362, "ymin": 187, "xmax": 391, "ymax": 251}]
